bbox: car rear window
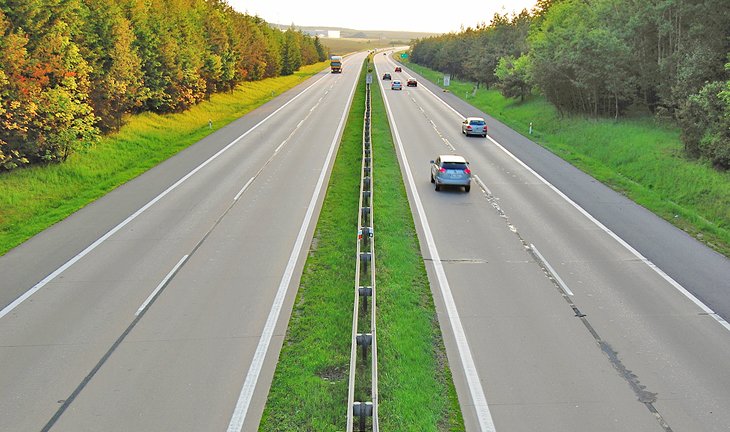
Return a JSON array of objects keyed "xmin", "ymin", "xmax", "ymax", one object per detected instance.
[
  {"xmin": 442, "ymin": 162, "xmax": 467, "ymax": 170},
  {"xmin": 469, "ymin": 120, "xmax": 485, "ymax": 125}
]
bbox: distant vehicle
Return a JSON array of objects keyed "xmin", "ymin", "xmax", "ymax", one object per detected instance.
[
  {"xmin": 382, "ymin": 73, "xmax": 391, "ymax": 80},
  {"xmin": 391, "ymin": 80, "xmax": 402, "ymax": 90},
  {"xmin": 395, "ymin": 66, "xmax": 402, "ymax": 72},
  {"xmin": 461, "ymin": 117, "xmax": 487, "ymax": 137},
  {"xmin": 407, "ymin": 78, "xmax": 417, "ymax": 87},
  {"xmin": 430, "ymin": 155, "xmax": 471, "ymax": 192},
  {"xmin": 330, "ymin": 55, "xmax": 343, "ymax": 73}
]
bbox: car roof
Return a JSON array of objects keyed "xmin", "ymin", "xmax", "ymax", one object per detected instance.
[
  {"xmin": 466, "ymin": 117, "xmax": 485, "ymax": 121},
  {"xmin": 438, "ymin": 155, "xmax": 467, "ymax": 163}
]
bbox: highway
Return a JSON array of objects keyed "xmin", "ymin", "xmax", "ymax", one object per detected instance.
[
  {"xmin": 0, "ymin": 51, "xmax": 367, "ymax": 432},
  {"xmin": 2, "ymin": 46, "xmax": 729, "ymax": 432},
  {"xmin": 374, "ymin": 52, "xmax": 730, "ymax": 432}
]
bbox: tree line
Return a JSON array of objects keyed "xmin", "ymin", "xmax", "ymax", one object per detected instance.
[
  {"xmin": 410, "ymin": 0, "xmax": 730, "ymax": 169},
  {"xmin": 0, "ymin": 0, "xmax": 328, "ymax": 170}
]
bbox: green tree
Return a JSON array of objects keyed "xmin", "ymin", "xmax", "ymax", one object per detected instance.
[
  {"xmin": 314, "ymin": 35, "xmax": 327, "ymax": 62},
  {"xmin": 280, "ymin": 28, "xmax": 301, "ymax": 75},
  {"xmin": 678, "ymin": 61, "xmax": 730, "ymax": 168},
  {"xmin": 495, "ymin": 54, "xmax": 531, "ymax": 101}
]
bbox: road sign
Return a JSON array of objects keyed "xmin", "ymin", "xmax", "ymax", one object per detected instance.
[
  {"xmin": 400, "ymin": 53, "xmax": 408, "ymax": 59},
  {"xmin": 443, "ymin": 74, "xmax": 451, "ymax": 87}
]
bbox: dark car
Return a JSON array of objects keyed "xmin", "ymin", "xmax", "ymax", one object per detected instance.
[
  {"xmin": 395, "ymin": 66, "xmax": 402, "ymax": 72},
  {"xmin": 430, "ymin": 155, "xmax": 471, "ymax": 192},
  {"xmin": 407, "ymin": 79, "xmax": 417, "ymax": 87},
  {"xmin": 382, "ymin": 73, "xmax": 391, "ymax": 80}
]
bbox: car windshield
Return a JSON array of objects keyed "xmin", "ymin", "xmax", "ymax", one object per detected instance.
[
  {"xmin": 470, "ymin": 120, "xmax": 485, "ymax": 125},
  {"xmin": 442, "ymin": 162, "xmax": 467, "ymax": 170}
]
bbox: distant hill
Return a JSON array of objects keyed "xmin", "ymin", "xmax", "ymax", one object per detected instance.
[{"xmin": 270, "ymin": 24, "xmax": 439, "ymax": 41}]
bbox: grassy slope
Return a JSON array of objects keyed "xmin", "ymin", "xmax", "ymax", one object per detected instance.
[
  {"xmin": 403, "ymin": 58, "xmax": 730, "ymax": 257},
  {"xmin": 260, "ymin": 59, "xmax": 464, "ymax": 430},
  {"xmin": 0, "ymin": 62, "xmax": 328, "ymax": 257}
]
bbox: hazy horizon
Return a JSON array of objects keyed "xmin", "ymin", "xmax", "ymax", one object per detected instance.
[{"xmin": 228, "ymin": 0, "xmax": 538, "ymax": 34}]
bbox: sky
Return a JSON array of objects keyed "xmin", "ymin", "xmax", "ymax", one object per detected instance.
[{"xmin": 227, "ymin": 0, "xmax": 538, "ymax": 34}]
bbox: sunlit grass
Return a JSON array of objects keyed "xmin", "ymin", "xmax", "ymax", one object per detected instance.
[
  {"xmin": 404, "ymin": 59, "xmax": 730, "ymax": 256},
  {"xmin": 0, "ymin": 62, "xmax": 329, "ymax": 256}
]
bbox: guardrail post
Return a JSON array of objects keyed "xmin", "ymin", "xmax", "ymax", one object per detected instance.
[
  {"xmin": 360, "ymin": 252, "xmax": 372, "ymax": 275},
  {"xmin": 358, "ymin": 286, "xmax": 373, "ymax": 312},
  {"xmin": 356, "ymin": 333, "xmax": 372, "ymax": 361},
  {"xmin": 353, "ymin": 401, "xmax": 373, "ymax": 432}
]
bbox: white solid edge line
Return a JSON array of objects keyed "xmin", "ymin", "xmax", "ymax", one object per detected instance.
[
  {"xmin": 225, "ymin": 57, "xmax": 363, "ymax": 432},
  {"xmin": 485, "ymin": 134, "xmax": 730, "ymax": 331},
  {"xmin": 402, "ymin": 58, "xmax": 730, "ymax": 333},
  {"xmin": 0, "ymin": 69, "xmax": 332, "ymax": 321},
  {"xmin": 135, "ymin": 255, "xmax": 189, "ymax": 316},
  {"xmin": 530, "ymin": 245, "xmax": 574, "ymax": 296},
  {"xmin": 375, "ymin": 59, "xmax": 497, "ymax": 432}
]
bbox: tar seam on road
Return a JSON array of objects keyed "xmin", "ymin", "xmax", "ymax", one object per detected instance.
[
  {"xmin": 226, "ymin": 56, "xmax": 363, "ymax": 432},
  {"xmin": 0, "ymin": 68, "xmax": 333, "ymax": 321},
  {"xmin": 376, "ymin": 59, "xmax": 497, "ymax": 432},
  {"xmin": 472, "ymin": 169, "xmax": 673, "ymax": 432}
]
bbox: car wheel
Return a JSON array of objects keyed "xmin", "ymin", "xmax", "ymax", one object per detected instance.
[
  {"xmin": 430, "ymin": 174, "xmax": 435, "ymax": 183},
  {"xmin": 435, "ymin": 184, "xmax": 440, "ymax": 191},
  {"xmin": 465, "ymin": 185, "xmax": 471, "ymax": 192},
  {"xmin": 483, "ymin": 133, "xmax": 487, "ymax": 138}
]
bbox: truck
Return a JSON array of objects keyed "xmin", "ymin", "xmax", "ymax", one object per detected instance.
[{"xmin": 330, "ymin": 55, "xmax": 343, "ymax": 73}]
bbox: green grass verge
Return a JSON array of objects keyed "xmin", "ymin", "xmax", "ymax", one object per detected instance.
[
  {"xmin": 402, "ymin": 58, "xmax": 730, "ymax": 257},
  {"xmin": 0, "ymin": 61, "xmax": 329, "ymax": 257},
  {"xmin": 260, "ymin": 58, "xmax": 464, "ymax": 430}
]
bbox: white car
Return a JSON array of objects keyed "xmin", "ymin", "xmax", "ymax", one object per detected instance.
[{"xmin": 462, "ymin": 117, "xmax": 487, "ymax": 137}]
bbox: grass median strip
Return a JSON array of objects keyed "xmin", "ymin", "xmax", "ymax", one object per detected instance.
[
  {"xmin": 0, "ymin": 62, "xmax": 328, "ymax": 257},
  {"xmin": 402, "ymin": 58, "xmax": 730, "ymax": 257},
  {"xmin": 261, "ymin": 59, "xmax": 464, "ymax": 430}
]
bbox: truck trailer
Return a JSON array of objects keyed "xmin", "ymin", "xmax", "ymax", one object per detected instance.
[{"xmin": 330, "ymin": 55, "xmax": 343, "ymax": 73}]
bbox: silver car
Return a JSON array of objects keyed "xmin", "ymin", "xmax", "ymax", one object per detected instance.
[
  {"xmin": 430, "ymin": 155, "xmax": 471, "ymax": 192},
  {"xmin": 462, "ymin": 117, "xmax": 487, "ymax": 137},
  {"xmin": 391, "ymin": 80, "xmax": 402, "ymax": 90}
]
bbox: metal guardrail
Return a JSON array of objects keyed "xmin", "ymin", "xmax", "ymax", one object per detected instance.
[{"xmin": 346, "ymin": 69, "xmax": 379, "ymax": 432}]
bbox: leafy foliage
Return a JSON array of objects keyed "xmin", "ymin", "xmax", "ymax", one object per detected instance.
[
  {"xmin": 408, "ymin": 0, "xmax": 730, "ymax": 168},
  {"xmin": 0, "ymin": 0, "xmax": 327, "ymax": 170}
]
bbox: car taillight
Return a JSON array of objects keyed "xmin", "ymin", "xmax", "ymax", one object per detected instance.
[
  {"xmin": 466, "ymin": 126, "xmax": 472, "ymax": 130},
  {"xmin": 439, "ymin": 168, "xmax": 446, "ymax": 173},
  {"xmin": 464, "ymin": 168, "xmax": 471, "ymax": 174}
]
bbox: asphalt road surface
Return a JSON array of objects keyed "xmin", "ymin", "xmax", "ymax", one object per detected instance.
[
  {"xmin": 0, "ymin": 51, "xmax": 368, "ymax": 432},
  {"xmin": 375, "ymin": 52, "xmax": 730, "ymax": 432}
]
